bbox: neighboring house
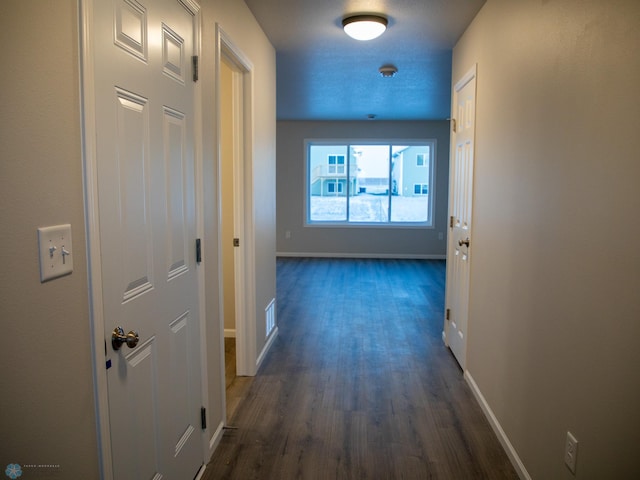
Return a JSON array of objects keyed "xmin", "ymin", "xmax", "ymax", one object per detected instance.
[
  {"xmin": 357, "ymin": 176, "xmax": 389, "ymax": 195},
  {"xmin": 309, "ymin": 145, "xmax": 357, "ymax": 196},
  {"xmin": 391, "ymin": 145, "xmax": 430, "ymax": 197}
]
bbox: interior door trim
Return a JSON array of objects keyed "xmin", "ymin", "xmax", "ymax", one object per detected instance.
[
  {"xmin": 215, "ymin": 24, "xmax": 258, "ymax": 382},
  {"xmin": 79, "ymin": 0, "xmax": 114, "ymax": 476}
]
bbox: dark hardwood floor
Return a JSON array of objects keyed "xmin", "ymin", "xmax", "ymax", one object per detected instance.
[
  {"xmin": 204, "ymin": 258, "xmax": 518, "ymax": 479},
  {"xmin": 225, "ymin": 337, "xmax": 253, "ymax": 422}
]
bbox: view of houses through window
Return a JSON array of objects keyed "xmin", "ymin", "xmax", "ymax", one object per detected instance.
[{"xmin": 306, "ymin": 141, "xmax": 435, "ymax": 225}]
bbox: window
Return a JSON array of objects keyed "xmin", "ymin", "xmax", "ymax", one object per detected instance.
[
  {"xmin": 327, "ymin": 155, "xmax": 345, "ymax": 174},
  {"xmin": 414, "ymin": 183, "xmax": 429, "ymax": 195},
  {"xmin": 306, "ymin": 140, "xmax": 435, "ymax": 225},
  {"xmin": 327, "ymin": 181, "xmax": 343, "ymax": 194}
]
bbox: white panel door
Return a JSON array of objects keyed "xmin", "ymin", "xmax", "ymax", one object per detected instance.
[
  {"xmin": 92, "ymin": 0, "xmax": 203, "ymax": 478},
  {"xmin": 445, "ymin": 65, "xmax": 477, "ymax": 370}
]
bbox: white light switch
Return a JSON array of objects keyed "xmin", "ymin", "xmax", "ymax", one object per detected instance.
[{"xmin": 38, "ymin": 224, "xmax": 73, "ymax": 282}]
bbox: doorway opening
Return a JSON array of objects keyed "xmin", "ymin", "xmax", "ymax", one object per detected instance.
[{"xmin": 217, "ymin": 31, "xmax": 254, "ymax": 422}]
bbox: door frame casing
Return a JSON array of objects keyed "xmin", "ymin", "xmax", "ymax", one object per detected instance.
[
  {"xmin": 78, "ymin": 1, "xmax": 208, "ymax": 478},
  {"xmin": 215, "ymin": 25, "xmax": 258, "ymax": 382}
]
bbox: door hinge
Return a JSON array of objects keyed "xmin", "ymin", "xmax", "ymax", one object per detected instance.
[
  {"xmin": 233, "ymin": 238, "xmax": 240, "ymax": 247},
  {"xmin": 449, "ymin": 216, "xmax": 454, "ymax": 228},
  {"xmin": 201, "ymin": 406, "xmax": 207, "ymax": 430},
  {"xmin": 446, "ymin": 308, "xmax": 451, "ymax": 321},
  {"xmin": 452, "ymin": 118, "xmax": 457, "ymax": 133},
  {"xmin": 192, "ymin": 55, "xmax": 199, "ymax": 82},
  {"xmin": 195, "ymin": 238, "xmax": 202, "ymax": 264}
]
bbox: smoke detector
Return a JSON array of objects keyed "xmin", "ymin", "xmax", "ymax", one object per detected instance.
[{"xmin": 379, "ymin": 65, "xmax": 398, "ymax": 78}]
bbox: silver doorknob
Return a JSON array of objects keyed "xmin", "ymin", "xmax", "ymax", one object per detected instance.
[
  {"xmin": 112, "ymin": 327, "xmax": 140, "ymax": 350},
  {"xmin": 458, "ymin": 238, "xmax": 470, "ymax": 248}
]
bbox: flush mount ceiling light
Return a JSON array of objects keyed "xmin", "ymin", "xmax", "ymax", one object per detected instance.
[{"xmin": 342, "ymin": 14, "xmax": 388, "ymax": 41}]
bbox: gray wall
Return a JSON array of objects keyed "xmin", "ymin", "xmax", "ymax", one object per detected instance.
[
  {"xmin": 0, "ymin": 1, "xmax": 99, "ymax": 477},
  {"xmin": 454, "ymin": 0, "xmax": 640, "ymax": 478},
  {"xmin": 201, "ymin": 0, "xmax": 277, "ymax": 384},
  {"xmin": 276, "ymin": 121, "xmax": 450, "ymax": 257}
]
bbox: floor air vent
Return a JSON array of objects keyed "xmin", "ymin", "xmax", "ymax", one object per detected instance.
[{"xmin": 265, "ymin": 298, "xmax": 275, "ymax": 338}]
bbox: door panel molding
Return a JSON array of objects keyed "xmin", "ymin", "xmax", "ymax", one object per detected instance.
[{"xmin": 80, "ymin": 1, "xmax": 206, "ymax": 478}]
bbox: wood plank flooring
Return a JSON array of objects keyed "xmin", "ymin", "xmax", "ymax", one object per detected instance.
[
  {"xmin": 204, "ymin": 258, "xmax": 518, "ymax": 479},
  {"xmin": 225, "ymin": 337, "xmax": 253, "ymax": 422}
]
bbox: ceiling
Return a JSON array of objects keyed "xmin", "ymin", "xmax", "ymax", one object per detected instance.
[{"xmin": 244, "ymin": 0, "xmax": 486, "ymax": 121}]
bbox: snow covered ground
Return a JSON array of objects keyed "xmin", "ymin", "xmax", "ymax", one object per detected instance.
[{"xmin": 309, "ymin": 194, "xmax": 429, "ymax": 223}]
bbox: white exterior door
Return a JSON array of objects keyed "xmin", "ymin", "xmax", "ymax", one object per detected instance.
[
  {"xmin": 445, "ymin": 65, "xmax": 477, "ymax": 370},
  {"xmin": 92, "ymin": 0, "xmax": 203, "ymax": 478}
]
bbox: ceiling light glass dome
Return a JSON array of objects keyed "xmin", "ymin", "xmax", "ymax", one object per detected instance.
[{"xmin": 342, "ymin": 15, "xmax": 388, "ymax": 41}]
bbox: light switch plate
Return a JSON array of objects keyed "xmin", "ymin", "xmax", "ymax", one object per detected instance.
[{"xmin": 38, "ymin": 224, "xmax": 73, "ymax": 282}]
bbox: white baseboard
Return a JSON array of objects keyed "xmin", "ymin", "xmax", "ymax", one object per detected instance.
[
  {"xmin": 464, "ymin": 371, "xmax": 531, "ymax": 480},
  {"xmin": 194, "ymin": 463, "xmax": 206, "ymax": 480},
  {"xmin": 256, "ymin": 326, "xmax": 278, "ymax": 370},
  {"xmin": 224, "ymin": 328, "xmax": 236, "ymax": 338},
  {"xmin": 276, "ymin": 251, "xmax": 446, "ymax": 260},
  {"xmin": 208, "ymin": 420, "xmax": 225, "ymax": 454}
]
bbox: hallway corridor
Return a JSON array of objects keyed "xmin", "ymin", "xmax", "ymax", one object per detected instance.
[{"xmin": 204, "ymin": 258, "xmax": 517, "ymax": 479}]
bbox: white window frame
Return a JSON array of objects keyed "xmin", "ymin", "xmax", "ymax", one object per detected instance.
[{"xmin": 305, "ymin": 139, "xmax": 436, "ymax": 228}]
